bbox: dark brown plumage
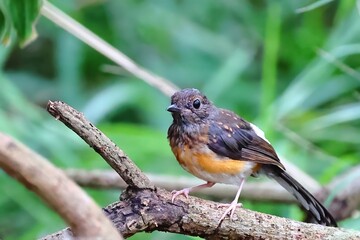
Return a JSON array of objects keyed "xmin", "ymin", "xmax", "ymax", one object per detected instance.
[{"xmin": 167, "ymin": 88, "xmax": 337, "ymax": 227}]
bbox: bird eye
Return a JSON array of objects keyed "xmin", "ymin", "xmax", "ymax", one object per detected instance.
[{"xmin": 193, "ymin": 99, "xmax": 201, "ymax": 109}]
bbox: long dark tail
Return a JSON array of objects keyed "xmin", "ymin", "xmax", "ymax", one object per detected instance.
[{"xmin": 263, "ymin": 165, "xmax": 337, "ymax": 227}]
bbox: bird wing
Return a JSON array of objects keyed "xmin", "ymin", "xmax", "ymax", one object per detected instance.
[{"xmin": 207, "ymin": 116, "xmax": 284, "ymax": 170}]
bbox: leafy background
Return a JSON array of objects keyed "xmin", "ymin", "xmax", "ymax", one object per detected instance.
[{"xmin": 1, "ymin": 0, "xmax": 360, "ymax": 239}]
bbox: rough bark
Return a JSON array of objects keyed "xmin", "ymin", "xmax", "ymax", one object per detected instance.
[
  {"xmin": 65, "ymin": 167, "xmax": 360, "ymax": 221},
  {"xmin": 39, "ymin": 100, "xmax": 360, "ymax": 239},
  {"xmin": 43, "ymin": 187, "xmax": 360, "ymax": 240},
  {"xmin": 47, "ymin": 100, "xmax": 153, "ymax": 189},
  {"xmin": 0, "ymin": 133, "xmax": 122, "ymax": 239}
]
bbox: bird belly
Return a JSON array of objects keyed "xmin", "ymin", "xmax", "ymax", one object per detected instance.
[{"xmin": 172, "ymin": 145, "xmax": 259, "ymax": 185}]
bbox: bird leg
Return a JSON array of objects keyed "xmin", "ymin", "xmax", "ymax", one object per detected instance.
[
  {"xmin": 171, "ymin": 181, "xmax": 215, "ymax": 203},
  {"xmin": 218, "ymin": 177, "xmax": 245, "ymax": 223}
]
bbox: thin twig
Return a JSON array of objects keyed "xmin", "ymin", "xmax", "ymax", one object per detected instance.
[
  {"xmin": 40, "ymin": 0, "xmax": 179, "ymax": 97},
  {"xmin": 0, "ymin": 133, "xmax": 122, "ymax": 239},
  {"xmin": 277, "ymin": 123, "xmax": 339, "ymax": 163},
  {"xmin": 296, "ymin": 0, "xmax": 334, "ymax": 14},
  {"xmin": 316, "ymin": 48, "xmax": 360, "ymax": 82}
]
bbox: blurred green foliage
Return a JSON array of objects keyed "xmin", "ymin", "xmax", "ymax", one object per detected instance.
[{"xmin": 1, "ymin": 0, "xmax": 360, "ymax": 239}]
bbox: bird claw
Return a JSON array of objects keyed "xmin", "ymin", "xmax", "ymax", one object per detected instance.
[
  {"xmin": 171, "ymin": 182, "xmax": 216, "ymax": 203},
  {"xmin": 217, "ymin": 201, "xmax": 243, "ymax": 223},
  {"xmin": 171, "ymin": 188, "xmax": 190, "ymax": 203}
]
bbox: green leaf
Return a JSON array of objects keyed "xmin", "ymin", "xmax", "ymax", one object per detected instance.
[
  {"xmin": 0, "ymin": 1, "xmax": 12, "ymax": 45},
  {"xmin": 305, "ymin": 103, "xmax": 360, "ymax": 131},
  {"xmin": 260, "ymin": 2, "xmax": 281, "ymax": 134},
  {"xmin": 0, "ymin": 0, "xmax": 42, "ymax": 46}
]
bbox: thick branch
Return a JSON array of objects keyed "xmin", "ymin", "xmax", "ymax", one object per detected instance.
[
  {"xmin": 44, "ymin": 101, "xmax": 357, "ymax": 239},
  {"xmin": 43, "ymin": 188, "xmax": 360, "ymax": 240},
  {"xmin": 0, "ymin": 133, "xmax": 122, "ymax": 239},
  {"xmin": 65, "ymin": 168, "xmax": 360, "ymax": 221},
  {"xmin": 47, "ymin": 100, "xmax": 153, "ymax": 189}
]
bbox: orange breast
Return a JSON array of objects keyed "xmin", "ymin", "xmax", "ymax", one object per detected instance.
[
  {"xmin": 194, "ymin": 151, "xmax": 245, "ymax": 175},
  {"xmin": 172, "ymin": 144, "xmax": 259, "ymax": 182}
]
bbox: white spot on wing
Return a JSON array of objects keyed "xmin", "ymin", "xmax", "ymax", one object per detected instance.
[{"xmin": 249, "ymin": 123, "xmax": 270, "ymax": 143}]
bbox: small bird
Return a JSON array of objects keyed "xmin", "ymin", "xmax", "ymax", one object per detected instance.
[{"xmin": 167, "ymin": 88, "xmax": 337, "ymax": 227}]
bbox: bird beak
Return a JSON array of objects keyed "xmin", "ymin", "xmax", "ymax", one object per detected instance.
[{"xmin": 167, "ymin": 104, "xmax": 181, "ymax": 113}]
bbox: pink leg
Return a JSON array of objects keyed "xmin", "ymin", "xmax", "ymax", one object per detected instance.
[
  {"xmin": 218, "ymin": 177, "xmax": 245, "ymax": 223},
  {"xmin": 171, "ymin": 181, "xmax": 215, "ymax": 203}
]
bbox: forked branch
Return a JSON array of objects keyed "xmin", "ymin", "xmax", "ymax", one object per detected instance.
[{"xmin": 42, "ymin": 101, "xmax": 360, "ymax": 240}]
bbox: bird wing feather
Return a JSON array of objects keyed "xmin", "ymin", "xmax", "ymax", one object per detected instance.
[{"xmin": 207, "ymin": 115, "xmax": 284, "ymax": 170}]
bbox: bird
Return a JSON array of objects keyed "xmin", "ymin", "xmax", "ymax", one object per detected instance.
[{"xmin": 166, "ymin": 88, "xmax": 337, "ymax": 227}]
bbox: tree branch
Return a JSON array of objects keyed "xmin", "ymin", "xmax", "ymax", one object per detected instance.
[
  {"xmin": 43, "ymin": 188, "xmax": 360, "ymax": 240},
  {"xmin": 42, "ymin": 100, "xmax": 360, "ymax": 239},
  {"xmin": 66, "ymin": 167, "xmax": 360, "ymax": 222},
  {"xmin": 0, "ymin": 133, "xmax": 122, "ymax": 239},
  {"xmin": 47, "ymin": 100, "xmax": 153, "ymax": 189}
]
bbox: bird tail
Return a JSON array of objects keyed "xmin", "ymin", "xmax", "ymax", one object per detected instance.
[{"xmin": 263, "ymin": 165, "xmax": 337, "ymax": 227}]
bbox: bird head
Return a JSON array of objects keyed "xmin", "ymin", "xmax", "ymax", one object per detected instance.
[{"xmin": 167, "ymin": 88, "xmax": 213, "ymax": 125}]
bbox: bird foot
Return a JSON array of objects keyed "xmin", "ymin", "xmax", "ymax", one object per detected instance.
[
  {"xmin": 171, "ymin": 182, "xmax": 215, "ymax": 203},
  {"xmin": 171, "ymin": 188, "xmax": 190, "ymax": 203},
  {"xmin": 217, "ymin": 201, "xmax": 243, "ymax": 223}
]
